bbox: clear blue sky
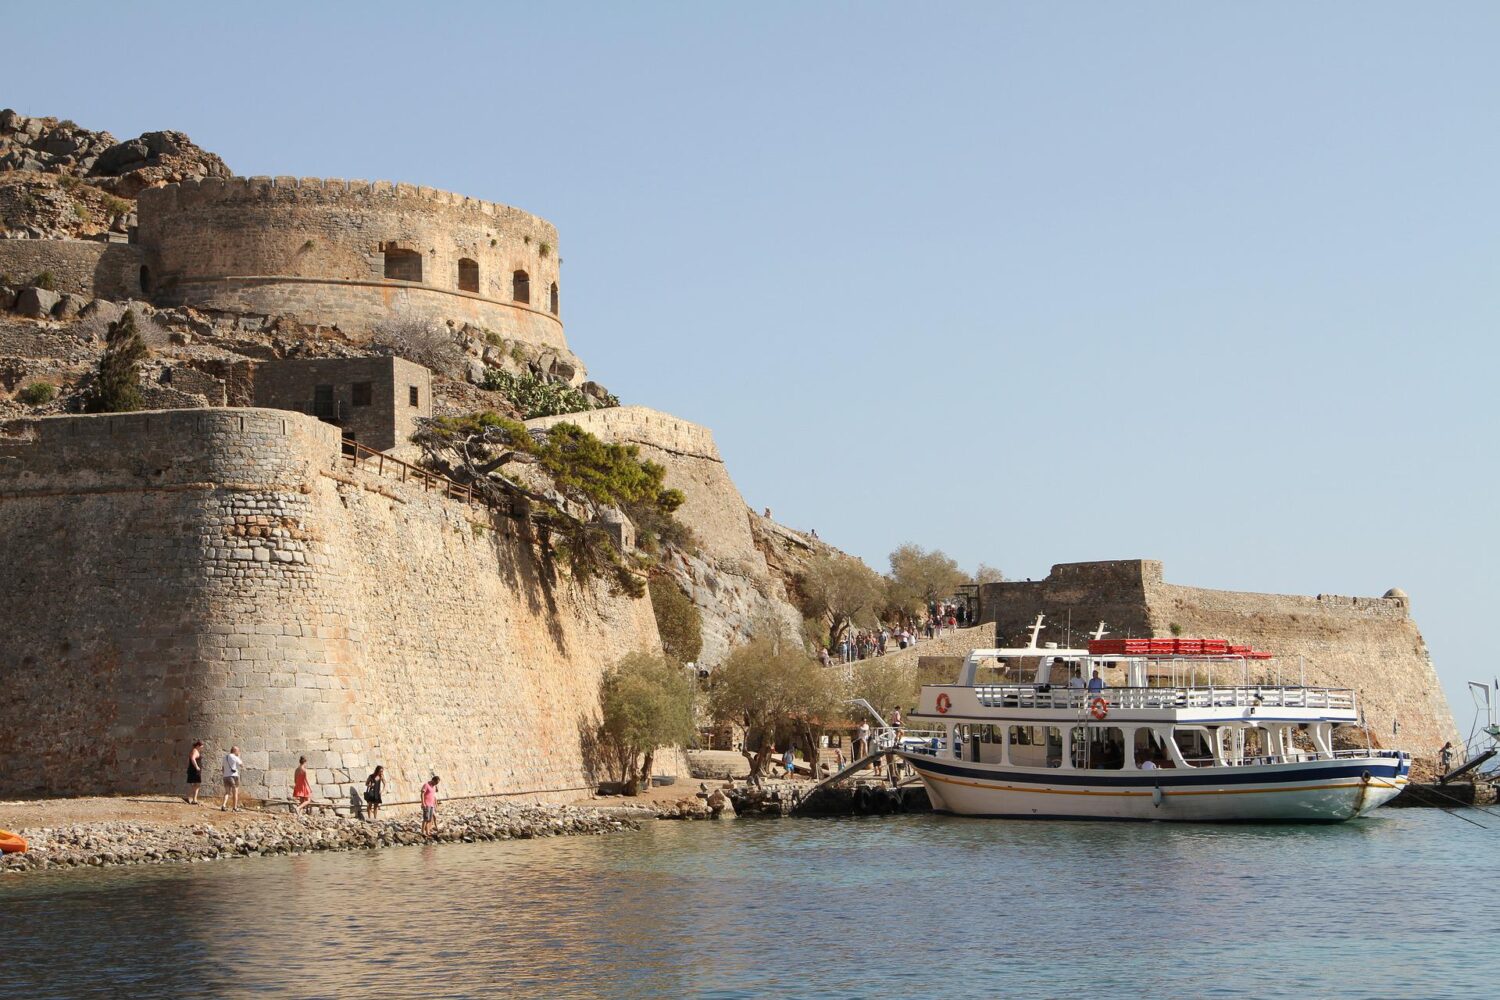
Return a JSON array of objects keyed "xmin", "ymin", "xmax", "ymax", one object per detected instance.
[{"xmin": 9, "ymin": 1, "xmax": 1496, "ymax": 731}]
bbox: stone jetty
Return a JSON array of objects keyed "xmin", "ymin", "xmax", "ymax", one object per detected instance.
[{"xmin": 0, "ymin": 802, "xmax": 637, "ymax": 876}]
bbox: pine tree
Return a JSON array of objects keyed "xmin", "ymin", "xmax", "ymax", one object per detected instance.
[{"xmin": 86, "ymin": 310, "xmax": 148, "ymax": 413}]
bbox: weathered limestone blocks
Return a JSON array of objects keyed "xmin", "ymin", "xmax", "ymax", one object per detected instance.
[
  {"xmin": 135, "ymin": 176, "xmax": 570, "ymax": 357},
  {"xmin": 528, "ymin": 406, "xmax": 805, "ymax": 664},
  {"xmin": 0, "ymin": 407, "xmax": 663, "ymax": 804}
]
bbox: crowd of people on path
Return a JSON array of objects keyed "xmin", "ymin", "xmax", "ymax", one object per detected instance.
[
  {"xmin": 818, "ymin": 601, "xmax": 977, "ymax": 666},
  {"xmin": 180, "ymin": 739, "xmax": 439, "ymax": 832}
]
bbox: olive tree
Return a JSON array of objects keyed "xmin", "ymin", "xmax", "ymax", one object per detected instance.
[
  {"xmin": 598, "ymin": 652, "xmax": 697, "ymax": 795},
  {"xmin": 799, "ymin": 553, "xmax": 886, "ymax": 652},
  {"xmin": 887, "ymin": 543, "xmax": 965, "ymax": 616},
  {"xmin": 708, "ymin": 638, "xmax": 843, "ymax": 782}
]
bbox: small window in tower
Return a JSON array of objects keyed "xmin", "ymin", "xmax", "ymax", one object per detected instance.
[
  {"xmin": 352, "ymin": 381, "xmax": 373, "ymax": 407},
  {"xmin": 512, "ymin": 269, "xmax": 530, "ymax": 304},
  {"xmin": 383, "ymin": 248, "xmax": 423, "ymax": 282},
  {"xmin": 458, "ymin": 258, "xmax": 479, "ymax": 293},
  {"xmin": 549, "ymin": 282, "xmax": 559, "ymax": 315},
  {"xmin": 409, "ymin": 385, "xmax": 420, "ymax": 408}
]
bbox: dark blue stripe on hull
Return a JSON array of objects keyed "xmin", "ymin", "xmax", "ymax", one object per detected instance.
[{"xmin": 902, "ymin": 755, "xmax": 1406, "ymax": 788}]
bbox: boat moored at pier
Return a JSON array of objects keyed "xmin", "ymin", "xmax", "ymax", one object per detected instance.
[{"xmin": 898, "ymin": 618, "xmax": 1409, "ymax": 822}]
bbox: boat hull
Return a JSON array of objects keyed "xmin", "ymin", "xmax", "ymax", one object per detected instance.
[{"xmin": 898, "ymin": 753, "xmax": 1409, "ymax": 822}]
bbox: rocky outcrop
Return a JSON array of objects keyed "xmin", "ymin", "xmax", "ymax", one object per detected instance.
[{"xmin": 0, "ymin": 109, "xmax": 230, "ymax": 195}]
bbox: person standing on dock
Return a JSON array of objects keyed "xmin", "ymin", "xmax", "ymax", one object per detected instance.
[
  {"xmin": 420, "ymin": 775, "xmax": 440, "ymax": 836},
  {"xmin": 184, "ymin": 740, "xmax": 204, "ymax": 805},
  {"xmin": 220, "ymin": 745, "xmax": 243, "ymax": 812},
  {"xmin": 292, "ymin": 757, "xmax": 313, "ymax": 815},
  {"xmin": 856, "ymin": 721, "xmax": 870, "ymax": 761}
]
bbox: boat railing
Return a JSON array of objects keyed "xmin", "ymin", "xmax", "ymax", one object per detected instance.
[{"xmin": 965, "ymin": 684, "xmax": 1357, "ymax": 713}]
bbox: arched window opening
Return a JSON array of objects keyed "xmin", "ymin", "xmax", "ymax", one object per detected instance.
[
  {"xmin": 549, "ymin": 282, "xmax": 559, "ymax": 315},
  {"xmin": 458, "ymin": 258, "xmax": 479, "ymax": 293},
  {"xmin": 383, "ymin": 248, "xmax": 423, "ymax": 282},
  {"xmin": 512, "ymin": 269, "xmax": 530, "ymax": 304},
  {"xmin": 138, "ymin": 265, "xmax": 152, "ymax": 295}
]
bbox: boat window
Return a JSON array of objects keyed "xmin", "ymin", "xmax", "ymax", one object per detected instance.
[
  {"xmin": 1133, "ymin": 729, "xmax": 1175, "ymax": 769},
  {"xmin": 1008, "ymin": 725, "xmax": 1062, "ymax": 768},
  {"xmin": 1173, "ymin": 728, "xmax": 1214, "ymax": 767},
  {"xmin": 1080, "ymin": 726, "xmax": 1126, "ymax": 770}
]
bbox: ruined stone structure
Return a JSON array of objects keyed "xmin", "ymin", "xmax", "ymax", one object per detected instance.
[
  {"xmin": 135, "ymin": 177, "xmax": 577, "ymax": 368},
  {"xmin": 0, "ymin": 237, "xmax": 146, "ymax": 300},
  {"xmin": 0, "ymin": 408, "xmax": 666, "ymax": 802},
  {"xmin": 251, "ymin": 356, "xmax": 431, "ymax": 454},
  {"xmin": 978, "ymin": 560, "xmax": 1457, "ymax": 754}
]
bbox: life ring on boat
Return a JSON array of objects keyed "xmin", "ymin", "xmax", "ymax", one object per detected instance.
[
  {"xmin": 1088, "ymin": 697, "xmax": 1109, "ymax": 720},
  {"xmin": 935, "ymin": 693, "xmax": 952, "ymax": 715},
  {"xmin": 0, "ymin": 829, "xmax": 28, "ymax": 854}
]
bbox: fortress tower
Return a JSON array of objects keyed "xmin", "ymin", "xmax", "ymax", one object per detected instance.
[{"xmin": 135, "ymin": 176, "xmax": 577, "ymax": 367}]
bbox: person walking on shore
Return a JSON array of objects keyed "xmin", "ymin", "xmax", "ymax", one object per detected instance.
[
  {"xmin": 184, "ymin": 740, "xmax": 204, "ymax": 805},
  {"xmin": 420, "ymin": 775, "xmax": 440, "ymax": 836},
  {"xmin": 292, "ymin": 757, "xmax": 313, "ymax": 815},
  {"xmin": 364, "ymin": 766, "xmax": 385, "ymax": 820},
  {"xmin": 220, "ymin": 745, "xmax": 243, "ymax": 812}
]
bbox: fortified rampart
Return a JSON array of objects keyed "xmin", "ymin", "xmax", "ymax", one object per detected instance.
[
  {"xmin": 978, "ymin": 560, "xmax": 1457, "ymax": 754},
  {"xmin": 528, "ymin": 406, "xmax": 804, "ymax": 665},
  {"xmin": 0, "ymin": 407, "xmax": 664, "ymax": 802},
  {"xmin": 0, "ymin": 238, "xmax": 144, "ymax": 299},
  {"xmin": 135, "ymin": 177, "xmax": 576, "ymax": 367}
]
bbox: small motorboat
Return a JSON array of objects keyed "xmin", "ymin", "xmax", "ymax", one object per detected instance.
[{"xmin": 0, "ymin": 828, "xmax": 28, "ymax": 854}]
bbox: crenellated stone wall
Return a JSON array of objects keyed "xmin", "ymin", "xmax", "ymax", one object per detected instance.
[
  {"xmin": 979, "ymin": 560, "xmax": 1457, "ymax": 754},
  {"xmin": 135, "ymin": 176, "xmax": 576, "ymax": 367},
  {"xmin": 0, "ymin": 408, "xmax": 664, "ymax": 803}
]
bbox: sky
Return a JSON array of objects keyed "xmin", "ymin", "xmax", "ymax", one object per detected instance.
[{"xmin": 7, "ymin": 1, "xmax": 1496, "ymax": 730}]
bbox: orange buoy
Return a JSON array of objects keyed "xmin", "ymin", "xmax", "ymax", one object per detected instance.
[
  {"xmin": 0, "ymin": 829, "xmax": 28, "ymax": 854},
  {"xmin": 1089, "ymin": 696, "xmax": 1109, "ymax": 720},
  {"xmin": 936, "ymin": 693, "xmax": 952, "ymax": 714}
]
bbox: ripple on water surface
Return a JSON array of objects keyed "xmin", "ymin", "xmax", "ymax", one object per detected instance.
[{"xmin": 0, "ymin": 810, "xmax": 1487, "ymax": 999}]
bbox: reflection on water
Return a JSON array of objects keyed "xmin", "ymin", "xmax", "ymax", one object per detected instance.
[{"xmin": 0, "ymin": 810, "xmax": 1485, "ymax": 999}]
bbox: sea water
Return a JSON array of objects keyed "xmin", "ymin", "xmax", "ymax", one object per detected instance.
[{"xmin": 0, "ymin": 809, "xmax": 1489, "ymax": 998}]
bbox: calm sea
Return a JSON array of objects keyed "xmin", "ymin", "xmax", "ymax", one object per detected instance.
[{"xmin": 0, "ymin": 809, "xmax": 1488, "ymax": 999}]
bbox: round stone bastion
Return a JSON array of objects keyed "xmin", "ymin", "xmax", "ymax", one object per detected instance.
[{"xmin": 135, "ymin": 176, "xmax": 573, "ymax": 360}]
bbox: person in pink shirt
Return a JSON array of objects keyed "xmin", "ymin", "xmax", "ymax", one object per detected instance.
[
  {"xmin": 420, "ymin": 774, "xmax": 440, "ymax": 836},
  {"xmin": 292, "ymin": 756, "xmax": 313, "ymax": 815}
]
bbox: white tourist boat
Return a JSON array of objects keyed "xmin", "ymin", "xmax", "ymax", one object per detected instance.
[{"xmin": 897, "ymin": 618, "xmax": 1410, "ymax": 822}]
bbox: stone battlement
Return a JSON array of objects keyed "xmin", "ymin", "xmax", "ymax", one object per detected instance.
[
  {"xmin": 527, "ymin": 406, "xmax": 723, "ymax": 462},
  {"xmin": 137, "ymin": 176, "xmax": 557, "ymax": 237}
]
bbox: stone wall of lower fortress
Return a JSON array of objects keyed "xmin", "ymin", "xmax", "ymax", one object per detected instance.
[
  {"xmin": 134, "ymin": 177, "xmax": 577, "ymax": 369},
  {"xmin": 528, "ymin": 406, "xmax": 805, "ymax": 666},
  {"xmin": 979, "ymin": 560, "xmax": 1458, "ymax": 755},
  {"xmin": 0, "ymin": 237, "xmax": 145, "ymax": 298},
  {"xmin": 0, "ymin": 407, "xmax": 665, "ymax": 803}
]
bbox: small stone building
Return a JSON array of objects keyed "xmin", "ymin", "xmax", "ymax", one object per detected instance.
[{"xmin": 252, "ymin": 356, "xmax": 430, "ymax": 453}]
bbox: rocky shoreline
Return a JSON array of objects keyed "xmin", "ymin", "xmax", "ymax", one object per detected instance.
[{"xmin": 0, "ymin": 802, "xmax": 640, "ymax": 877}]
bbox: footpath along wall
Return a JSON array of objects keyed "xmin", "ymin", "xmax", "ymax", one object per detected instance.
[
  {"xmin": 0, "ymin": 407, "xmax": 664, "ymax": 803},
  {"xmin": 979, "ymin": 560, "xmax": 1458, "ymax": 755}
]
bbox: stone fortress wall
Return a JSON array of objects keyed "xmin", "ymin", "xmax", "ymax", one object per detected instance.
[
  {"xmin": 0, "ymin": 407, "xmax": 665, "ymax": 803},
  {"xmin": 979, "ymin": 560, "xmax": 1458, "ymax": 755},
  {"xmin": 528, "ymin": 406, "xmax": 805, "ymax": 666},
  {"xmin": 135, "ymin": 177, "xmax": 578, "ymax": 369},
  {"xmin": 0, "ymin": 238, "xmax": 144, "ymax": 299}
]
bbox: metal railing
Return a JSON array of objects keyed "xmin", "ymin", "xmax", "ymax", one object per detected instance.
[{"xmin": 965, "ymin": 685, "xmax": 1357, "ymax": 712}]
